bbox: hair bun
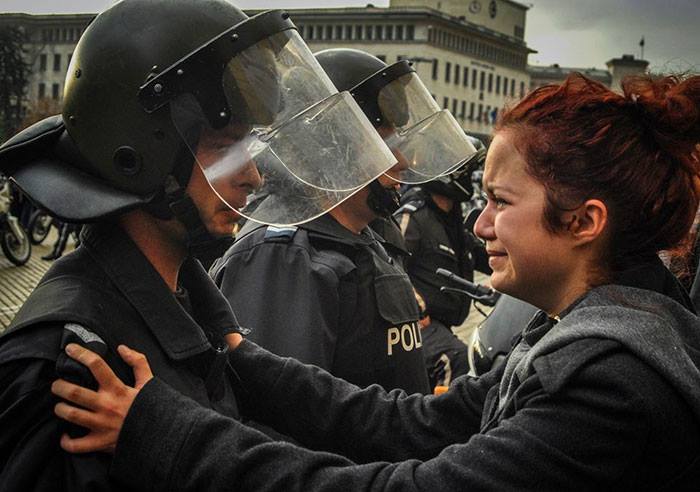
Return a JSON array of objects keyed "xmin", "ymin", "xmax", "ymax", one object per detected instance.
[{"xmin": 624, "ymin": 75, "xmax": 700, "ymax": 134}]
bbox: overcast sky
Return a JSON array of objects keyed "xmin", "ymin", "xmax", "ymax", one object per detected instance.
[{"xmin": 2, "ymin": 0, "xmax": 698, "ymax": 72}]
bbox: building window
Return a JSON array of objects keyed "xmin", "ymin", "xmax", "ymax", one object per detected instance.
[
  {"xmin": 492, "ymin": 107, "xmax": 499, "ymax": 123},
  {"xmin": 315, "ymin": 25, "xmax": 323, "ymax": 39},
  {"xmin": 496, "ymin": 75, "xmax": 501, "ymax": 95},
  {"xmin": 375, "ymin": 25, "xmax": 383, "ymax": 40},
  {"xmin": 514, "ymin": 25, "xmax": 524, "ymax": 39},
  {"xmin": 520, "ymin": 81, "xmax": 525, "ymax": 98},
  {"xmin": 365, "ymin": 25, "xmax": 373, "ymax": 40},
  {"xmin": 445, "ymin": 62, "xmax": 451, "ymax": 83},
  {"xmin": 38, "ymin": 83, "xmax": 46, "ymax": 99},
  {"xmin": 460, "ymin": 100, "xmax": 466, "ymax": 119},
  {"xmin": 503, "ymin": 76, "xmax": 508, "ymax": 95},
  {"xmin": 485, "ymin": 105, "xmax": 491, "ymax": 123},
  {"xmin": 52, "ymin": 83, "xmax": 60, "ymax": 100},
  {"xmin": 39, "ymin": 54, "xmax": 47, "ymax": 71},
  {"xmin": 355, "ymin": 25, "xmax": 363, "ymax": 40},
  {"xmin": 463, "ymin": 67, "xmax": 469, "ymax": 87},
  {"xmin": 432, "ymin": 59, "xmax": 438, "ymax": 80},
  {"xmin": 324, "ymin": 25, "xmax": 332, "ymax": 39},
  {"xmin": 386, "ymin": 25, "xmax": 394, "ymax": 40},
  {"xmin": 406, "ymin": 25, "xmax": 414, "ymax": 40},
  {"xmin": 53, "ymin": 54, "xmax": 61, "ymax": 72},
  {"xmin": 471, "ymin": 70, "xmax": 477, "ymax": 89},
  {"xmin": 469, "ymin": 102, "xmax": 475, "ymax": 120},
  {"xmin": 451, "ymin": 98, "xmax": 457, "ymax": 115},
  {"xmin": 488, "ymin": 73, "xmax": 493, "ymax": 93},
  {"xmin": 442, "ymin": 96, "xmax": 449, "ymax": 109},
  {"xmin": 345, "ymin": 25, "xmax": 353, "ymax": 40},
  {"xmin": 396, "ymin": 25, "xmax": 404, "ymax": 40},
  {"xmin": 454, "ymin": 64, "xmax": 460, "ymax": 85},
  {"xmin": 510, "ymin": 78, "xmax": 515, "ymax": 97},
  {"xmin": 479, "ymin": 71, "xmax": 485, "ymax": 91},
  {"xmin": 478, "ymin": 103, "xmax": 483, "ymax": 121}
]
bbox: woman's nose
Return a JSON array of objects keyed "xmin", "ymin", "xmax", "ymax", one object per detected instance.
[{"xmin": 473, "ymin": 203, "xmax": 495, "ymax": 241}]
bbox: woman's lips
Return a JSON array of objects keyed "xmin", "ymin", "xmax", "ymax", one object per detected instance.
[{"xmin": 487, "ymin": 250, "xmax": 507, "ymax": 268}]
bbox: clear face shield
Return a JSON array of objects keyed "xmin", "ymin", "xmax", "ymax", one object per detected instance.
[
  {"xmin": 138, "ymin": 11, "xmax": 396, "ymax": 226},
  {"xmin": 352, "ymin": 61, "xmax": 478, "ymax": 184}
]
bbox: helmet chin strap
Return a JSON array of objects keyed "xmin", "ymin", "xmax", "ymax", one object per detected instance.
[
  {"xmin": 367, "ymin": 180, "xmax": 400, "ymax": 217},
  {"xmin": 163, "ymin": 175, "xmax": 217, "ymax": 249}
]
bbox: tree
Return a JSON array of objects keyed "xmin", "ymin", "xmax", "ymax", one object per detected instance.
[
  {"xmin": 19, "ymin": 98, "xmax": 61, "ymax": 131},
  {"xmin": 0, "ymin": 24, "xmax": 30, "ymax": 142}
]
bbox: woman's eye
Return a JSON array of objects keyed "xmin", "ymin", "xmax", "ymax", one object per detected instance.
[{"xmin": 489, "ymin": 196, "xmax": 507, "ymax": 209}]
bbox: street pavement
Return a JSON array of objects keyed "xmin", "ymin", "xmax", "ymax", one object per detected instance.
[{"xmin": 0, "ymin": 230, "xmax": 72, "ymax": 332}]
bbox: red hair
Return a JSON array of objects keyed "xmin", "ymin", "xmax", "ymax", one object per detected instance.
[{"xmin": 496, "ymin": 73, "xmax": 700, "ymax": 273}]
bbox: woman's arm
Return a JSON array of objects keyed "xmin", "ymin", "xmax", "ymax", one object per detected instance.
[{"xmin": 53, "ymin": 343, "xmax": 662, "ymax": 491}]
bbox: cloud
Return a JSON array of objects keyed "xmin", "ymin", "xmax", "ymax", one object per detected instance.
[{"xmin": 526, "ymin": 0, "xmax": 699, "ymax": 71}]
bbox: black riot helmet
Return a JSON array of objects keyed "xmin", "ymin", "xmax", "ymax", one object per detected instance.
[
  {"xmin": 315, "ymin": 48, "xmax": 478, "ymax": 187},
  {"xmin": 62, "ymin": 0, "xmax": 249, "ymax": 200},
  {"xmin": 0, "ymin": 1, "xmax": 395, "ymax": 229},
  {"xmin": 315, "ymin": 48, "xmax": 399, "ymax": 216},
  {"xmin": 421, "ymin": 136, "xmax": 487, "ymax": 202}
]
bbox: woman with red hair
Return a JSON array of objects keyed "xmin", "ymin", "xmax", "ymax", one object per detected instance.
[{"xmin": 52, "ymin": 73, "xmax": 700, "ymax": 490}]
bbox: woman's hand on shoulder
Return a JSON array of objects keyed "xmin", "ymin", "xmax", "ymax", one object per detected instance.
[{"xmin": 51, "ymin": 343, "xmax": 153, "ymax": 454}]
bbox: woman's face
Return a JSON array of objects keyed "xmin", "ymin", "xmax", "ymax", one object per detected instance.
[{"xmin": 474, "ymin": 131, "xmax": 584, "ymax": 314}]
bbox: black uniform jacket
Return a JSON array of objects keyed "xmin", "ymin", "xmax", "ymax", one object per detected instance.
[
  {"xmin": 211, "ymin": 214, "xmax": 430, "ymax": 395},
  {"xmin": 108, "ymin": 259, "xmax": 700, "ymax": 491},
  {"xmin": 396, "ymin": 189, "xmax": 488, "ymax": 327},
  {"xmin": 0, "ymin": 223, "xmax": 240, "ymax": 491}
]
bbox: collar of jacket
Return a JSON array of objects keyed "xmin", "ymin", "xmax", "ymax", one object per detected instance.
[
  {"xmin": 80, "ymin": 223, "xmax": 240, "ymax": 360},
  {"xmin": 300, "ymin": 214, "xmax": 377, "ymax": 248}
]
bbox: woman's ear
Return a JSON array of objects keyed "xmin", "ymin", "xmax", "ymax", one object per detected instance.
[{"xmin": 562, "ymin": 199, "xmax": 608, "ymax": 246}]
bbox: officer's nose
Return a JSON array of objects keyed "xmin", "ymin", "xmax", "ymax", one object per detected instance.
[
  {"xmin": 236, "ymin": 160, "xmax": 262, "ymax": 192},
  {"xmin": 382, "ymin": 147, "xmax": 408, "ymax": 183}
]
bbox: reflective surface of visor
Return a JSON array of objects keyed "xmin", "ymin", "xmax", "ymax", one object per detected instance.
[
  {"xmin": 376, "ymin": 71, "xmax": 477, "ymax": 184},
  {"xmin": 170, "ymin": 23, "xmax": 395, "ymax": 226}
]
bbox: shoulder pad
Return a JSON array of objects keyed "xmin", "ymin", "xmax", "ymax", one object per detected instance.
[
  {"xmin": 264, "ymin": 225, "xmax": 299, "ymax": 243},
  {"xmin": 63, "ymin": 322, "xmax": 106, "ymax": 346}
]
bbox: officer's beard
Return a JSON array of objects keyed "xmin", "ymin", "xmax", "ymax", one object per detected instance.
[{"xmin": 367, "ymin": 180, "xmax": 400, "ymax": 217}]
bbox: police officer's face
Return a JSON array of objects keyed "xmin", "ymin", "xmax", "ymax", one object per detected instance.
[
  {"xmin": 189, "ymin": 126, "xmax": 262, "ymax": 237},
  {"xmin": 474, "ymin": 132, "xmax": 581, "ymax": 313},
  {"xmin": 377, "ymin": 126, "xmax": 408, "ymax": 189}
]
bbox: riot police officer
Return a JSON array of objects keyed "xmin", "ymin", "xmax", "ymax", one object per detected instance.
[
  {"xmin": 0, "ymin": 2, "xmax": 394, "ymax": 489},
  {"xmin": 396, "ymin": 144, "xmax": 491, "ymax": 388},
  {"xmin": 211, "ymin": 49, "xmax": 478, "ymax": 394}
]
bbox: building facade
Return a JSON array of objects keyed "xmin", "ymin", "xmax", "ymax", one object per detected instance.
[
  {"xmin": 0, "ymin": 13, "xmax": 93, "ymax": 114},
  {"xmin": 283, "ymin": 0, "xmax": 534, "ymax": 137},
  {"xmin": 2, "ymin": 0, "xmax": 534, "ymax": 137},
  {"xmin": 528, "ymin": 55, "xmax": 649, "ymax": 93}
]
